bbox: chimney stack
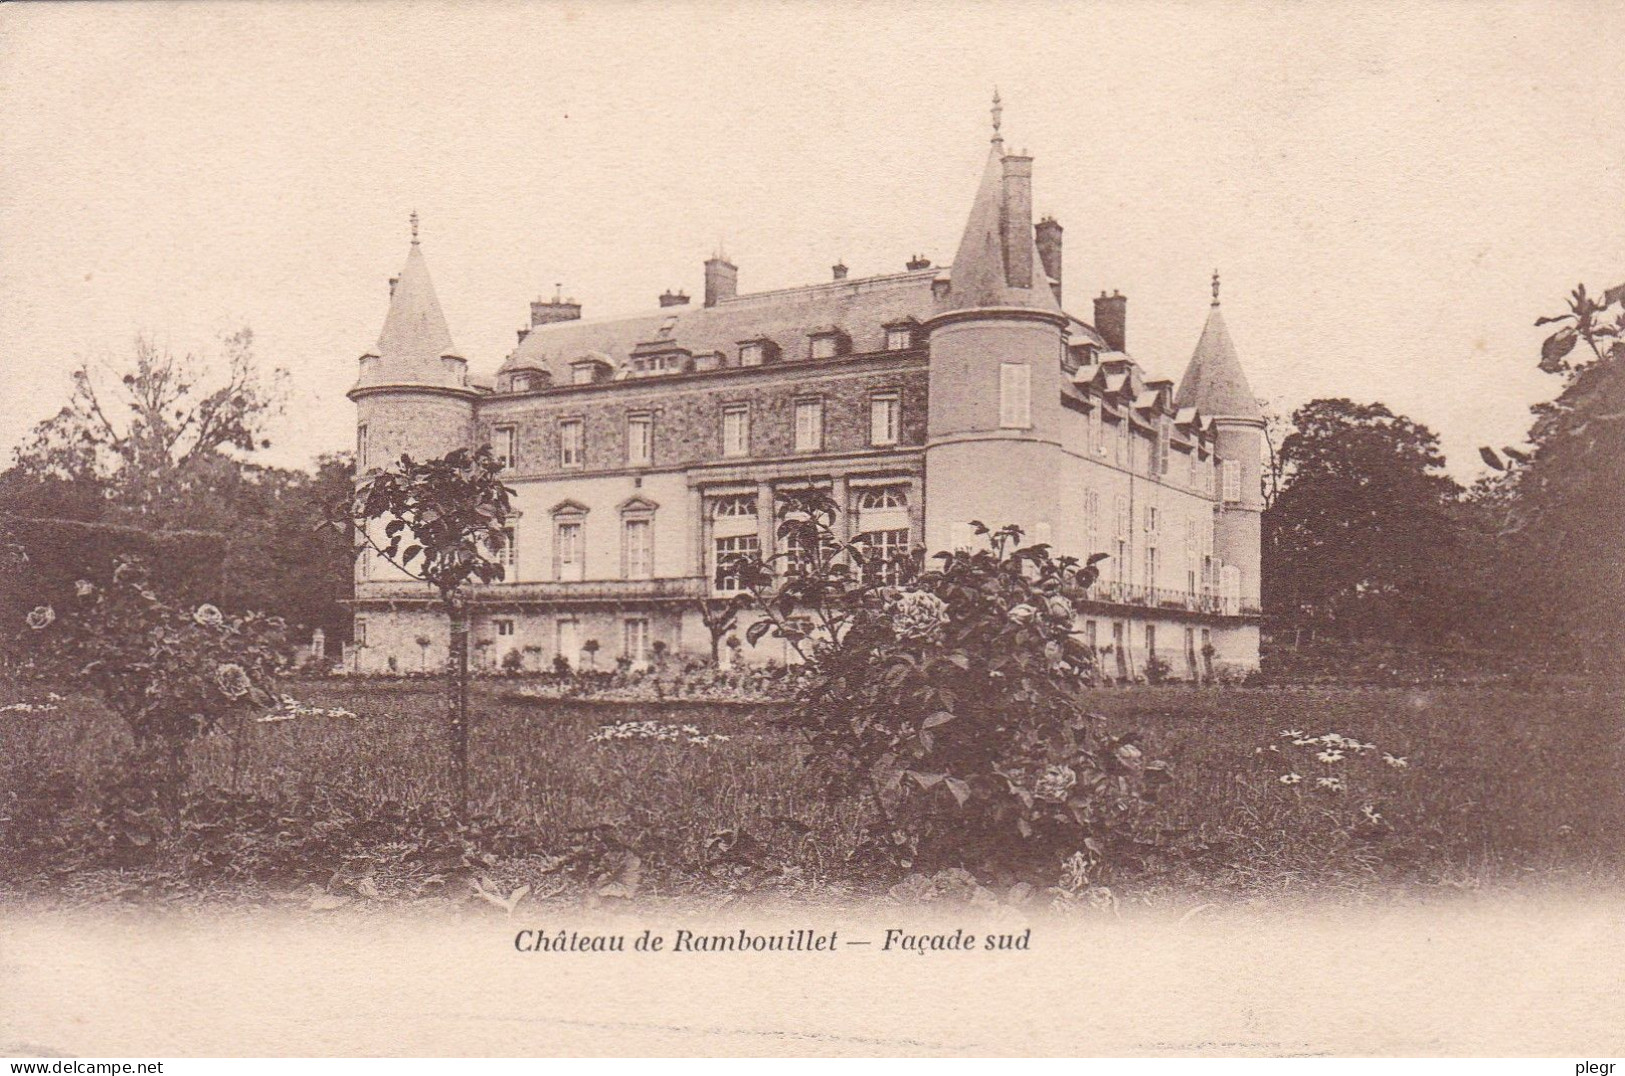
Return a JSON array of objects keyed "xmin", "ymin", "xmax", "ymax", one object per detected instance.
[
  {"xmin": 388, "ymin": 275, "xmax": 399, "ymax": 297},
  {"xmin": 999, "ymin": 153, "xmax": 1034, "ymax": 290},
  {"xmin": 906, "ymin": 254, "xmax": 932, "ymax": 271},
  {"xmin": 659, "ymin": 289, "xmax": 691, "ymax": 308},
  {"xmin": 704, "ymin": 255, "xmax": 738, "ymax": 307},
  {"xmin": 531, "ymin": 284, "xmax": 582, "ymax": 327},
  {"xmin": 1094, "ymin": 290, "xmax": 1127, "ymax": 353},
  {"xmin": 832, "ymin": 261, "xmax": 848, "ymax": 281},
  {"xmin": 1035, "ymin": 217, "xmax": 1063, "ymax": 306}
]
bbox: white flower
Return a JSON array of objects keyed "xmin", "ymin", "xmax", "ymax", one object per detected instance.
[
  {"xmin": 193, "ymin": 604, "xmax": 225, "ymax": 628},
  {"xmin": 1280, "ymin": 729, "xmax": 1305, "ymax": 739},
  {"xmin": 74, "ymin": 579, "xmax": 95, "ymax": 598},
  {"xmin": 1007, "ymin": 603, "xmax": 1037, "ymax": 625},
  {"xmin": 888, "ymin": 590, "xmax": 950, "ymax": 639},
  {"xmin": 1361, "ymin": 805, "xmax": 1384, "ymax": 824},
  {"xmin": 1316, "ymin": 750, "xmax": 1345, "ymax": 764},
  {"xmin": 1044, "ymin": 594, "xmax": 1074, "ymax": 621},
  {"xmin": 215, "ymin": 663, "xmax": 251, "ymax": 698},
  {"xmin": 1279, "ymin": 773, "xmax": 1302, "ymax": 785},
  {"xmin": 1315, "ymin": 777, "xmax": 1345, "ymax": 792},
  {"xmin": 1034, "ymin": 765, "xmax": 1077, "ymax": 802},
  {"xmin": 1383, "ymin": 754, "xmax": 1409, "ymax": 769},
  {"xmin": 26, "ymin": 605, "xmax": 54, "ymax": 631}
]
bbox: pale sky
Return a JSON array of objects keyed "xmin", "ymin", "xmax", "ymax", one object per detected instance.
[{"xmin": 3, "ymin": 0, "xmax": 1622, "ymax": 480}]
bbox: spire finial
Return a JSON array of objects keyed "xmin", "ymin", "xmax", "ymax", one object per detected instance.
[
  {"xmin": 990, "ymin": 88, "xmax": 1004, "ymax": 144},
  {"xmin": 1211, "ymin": 268, "xmax": 1221, "ymax": 306},
  {"xmin": 409, "ymin": 210, "xmax": 420, "ymax": 246}
]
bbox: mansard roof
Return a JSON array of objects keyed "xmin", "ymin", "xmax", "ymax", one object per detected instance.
[{"xmin": 499, "ymin": 269, "xmax": 939, "ymax": 384}]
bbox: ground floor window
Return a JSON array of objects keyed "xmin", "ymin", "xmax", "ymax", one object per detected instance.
[
  {"xmin": 495, "ymin": 618, "xmax": 515, "ymax": 637},
  {"xmin": 1185, "ymin": 626, "xmax": 1197, "ymax": 678},
  {"xmin": 353, "ymin": 617, "xmax": 368, "ymax": 647},
  {"xmin": 557, "ymin": 618, "xmax": 580, "ymax": 667},
  {"xmin": 1201, "ymin": 627, "xmax": 1213, "ymax": 678},
  {"xmin": 858, "ymin": 528, "xmax": 910, "ymax": 586},
  {"xmin": 714, "ymin": 534, "xmax": 760, "ymax": 592},
  {"xmin": 1113, "ymin": 621, "xmax": 1127, "ymax": 678},
  {"xmin": 1145, "ymin": 623, "xmax": 1157, "ymax": 658},
  {"xmin": 624, "ymin": 617, "xmax": 650, "ymax": 662},
  {"xmin": 1085, "ymin": 619, "xmax": 1097, "ymax": 649}
]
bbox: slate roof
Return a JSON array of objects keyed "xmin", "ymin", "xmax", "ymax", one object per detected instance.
[
  {"xmin": 1174, "ymin": 303, "xmax": 1261, "ymax": 421},
  {"xmin": 356, "ymin": 239, "xmax": 465, "ymax": 391}
]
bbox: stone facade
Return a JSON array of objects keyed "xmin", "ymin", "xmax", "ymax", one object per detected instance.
[{"xmin": 346, "ymin": 106, "xmax": 1265, "ymax": 678}]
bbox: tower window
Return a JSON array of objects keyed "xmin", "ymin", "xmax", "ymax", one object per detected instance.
[
  {"xmin": 356, "ymin": 424, "xmax": 369, "ymax": 469},
  {"xmin": 999, "ymin": 362, "xmax": 1031, "ymax": 429},
  {"xmin": 1222, "ymin": 459, "xmax": 1241, "ymax": 503}
]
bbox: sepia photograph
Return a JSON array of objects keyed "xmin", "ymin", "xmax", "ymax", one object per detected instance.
[{"xmin": 1, "ymin": 0, "xmax": 1622, "ymax": 1061}]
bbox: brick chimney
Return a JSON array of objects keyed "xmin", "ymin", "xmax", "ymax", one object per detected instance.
[
  {"xmin": 906, "ymin": 254, "xmax": 932, "ymax": 271},
  {"xmin": 1000, "ymin": 153, "xmax": 1034, "ymax": 290},
  {"xmin": 832, "ymin": 261, "xmax": 848, "ymax": 281},
  {"xmin": 1094, "ymin": 290, "xmax": 1127, "ymax": 352},
  {"xmin": 704, "ymin": 255, "xmax": 738, "ymax": 307},
  {"xmin": 659, "ymin": 289, "xmax": 691, "ymax": 308},
  {"xmin": 531, "ymin": 285, "xmax": 582, "ymax": 327},
  {"xmin": 1035, "ymin": 217, "xmax": 1063, "ymax": 306}
]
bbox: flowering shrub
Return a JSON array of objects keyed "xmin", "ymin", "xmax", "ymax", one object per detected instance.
[
  {"xmin": 256, "ymin": 695, "xmax": 359, "ymax": 723},
  {"xmin": 732, "ymin": 492, "xmax": 1169, "ymax": 883},
  {"xmin": 19, "ymin": 557, "xmax": 289, "ymax": 762}
]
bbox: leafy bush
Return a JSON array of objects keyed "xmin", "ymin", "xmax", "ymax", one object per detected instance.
[
  {"xmin": 16, "ymin": 556, "xmax": 288, "ymax": 781},
  {"xmin": 733, "ymin": 492, "xmax": 1169, "ymax": 884}
]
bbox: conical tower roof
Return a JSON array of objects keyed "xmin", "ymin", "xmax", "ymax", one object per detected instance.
[
  {"xmin": 356, "ymin": 214, "xmax": 463, "ymax": 389},
  {"xmin": 1175, "ymin": 273, "xmax": 1261, "ymax": 420},
  {"xmin": 943, "ymin": 97, "xmax": 1061, "ymax": 314}
]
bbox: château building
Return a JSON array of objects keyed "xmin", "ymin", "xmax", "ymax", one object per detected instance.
[{"xmin": 347, "ymin": 99, "xmax": 1264, "ymax": 678}]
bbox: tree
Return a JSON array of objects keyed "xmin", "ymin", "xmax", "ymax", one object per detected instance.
[
  {"xmin": 1479, "ymin": 282, "xmax": 1625, "ymax": 673},
  {"xmin": 17, "ymin": 329, "xmax": 286, "ymax": 488},
  {"xmin": 696, "ymin": 595, "xmax": 747, "ymax": 663},
  {"xmin": 1263, "ymin": 398, "xmax": 1464, "ymax": 642},
  {"xmin": 338, "ymin": 446, "xmax": 513, "ymax": 811}
]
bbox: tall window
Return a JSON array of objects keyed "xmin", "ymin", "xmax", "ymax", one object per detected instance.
[
  {"xmin": 1157, "ymin": 420, "xmax": 1171, "ymax": 476},
  {"xmin": 623, "ymin": 518, "xmax": 653, "ymax": 579},
  {"xmin": 1084, "ymin": 489, "xmax": 1101, "ymax": 548},
  {"xmin": 353, "ymin": 617, "xmax": 368, "ymax": 647},
  {"xmin": 859, "ymin": 528, "xmax": 910, "ymax": 586},
  {"xmin": 623, "ymin": 618, "xmax": 650, "ymax": 662},
  {"xmin": 559, "ymin": 419, "xmax": 584, "ymax": 468},
  {"xmin": 1145, "ymin": 623, "xmax": 1157, "ymax": 658},
  {"xmin": 870, "ymin": 392, "xmax": 900, "ymax": 446},
  {"xmin": 493, "ymin": 426, "xmax": 517, "ymax": 470},
  {"xmin": 555, "ymin": 520, "xmax": 584, "ymax": 581},
  {"xmin": 1222, "ymin": 459, "xmax": 1241, "ymax": 503},
  {"xmin": 999, "ymin": 362, "xmax": 1031, "ymax": 428},
  {"xmin": 357, "ymin": 547, "xmax": 371, "ymax": 580},
  {"xmin": 722, "ymin": 405, "xmax": 750, "ymax": 457},
  {"xmin": 794, "ymin": 398, "xmax": 824, "ymax": 452},
  {"xmin": 1144, "ymin": 505, "xmax": 1159, "ymax": 534},
  {"xmin": 356, "ymin": 424, "xmax": 369, "ymax": 470},
  {"xmin": 499, "ymin": 526, "xmax": 517, "ymax": 575},
  {"xmin": 1115, "ymin": 418, "xmax": 1129, "ymax": 466},
  {"xmin": 1087, "ymin": 408, "xmax": 1101, "ymax": 456},
  {"xmin": 714, "ymin": 534, "xmax": 760, "ymax": 592},
  {"xmin": 1145, "ymin": 545, "xmax": 1158, "ymax": 589},
  {"xmin": 626, "ymin": 413, "xmax": 652, "ymax": 467},
  {"xmin": 1114, "ymin": 494, "xmax": 1129, "ymax": 539},
  {"xmin": 556, "ymin": 618, "xmax": 579, "ymax": 664}
]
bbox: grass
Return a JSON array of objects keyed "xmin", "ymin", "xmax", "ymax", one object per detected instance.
[{"xmin": 3, "ymin": 677, "xmax": 1622, "ymax": 901}]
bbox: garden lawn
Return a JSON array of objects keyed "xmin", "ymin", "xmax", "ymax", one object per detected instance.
[{"xmin": 2, "ymin": 678, "xmax": 1621, "ymax": 899}]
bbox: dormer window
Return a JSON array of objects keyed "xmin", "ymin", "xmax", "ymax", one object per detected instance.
[
  {"xmin": 808, "ymin": 329, "xmax": 848, "ymax": 361},
  {"xmin": 882, "ymin": 320, "xmax": 918, "ymax": 352},
  {"xmin": 737, "ymin": 338, "xmax": 778, "ymax": 367},
  {"xmin": 512, "ymin": 374, "xmax": 534, "ymax": 393},
  {"xmin": 571, "ymin": 363, "xmax": 596, "ymax": 386}
]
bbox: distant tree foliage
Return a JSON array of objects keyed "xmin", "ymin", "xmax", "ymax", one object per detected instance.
[{"xmin": 1263, "ymin": 398, "xmax": 1464, "ymax": 642}]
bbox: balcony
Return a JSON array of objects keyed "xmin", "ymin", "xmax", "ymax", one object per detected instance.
[
  {"xmin": 355, "ymin": 576, "xmax": 710, "ymax": 606},
  {"xmin": 1079, "ymin": 581, "xmax": 1251, "ymax": 617}
]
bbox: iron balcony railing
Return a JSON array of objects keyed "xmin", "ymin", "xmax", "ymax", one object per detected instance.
[
  {"xmin": 355, "ymin": 576, "xmax": 710, "ymax": 605},
  {"xmin": 1082, "ymin": 580, "xmax": 1254, "ymax": 616}
]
